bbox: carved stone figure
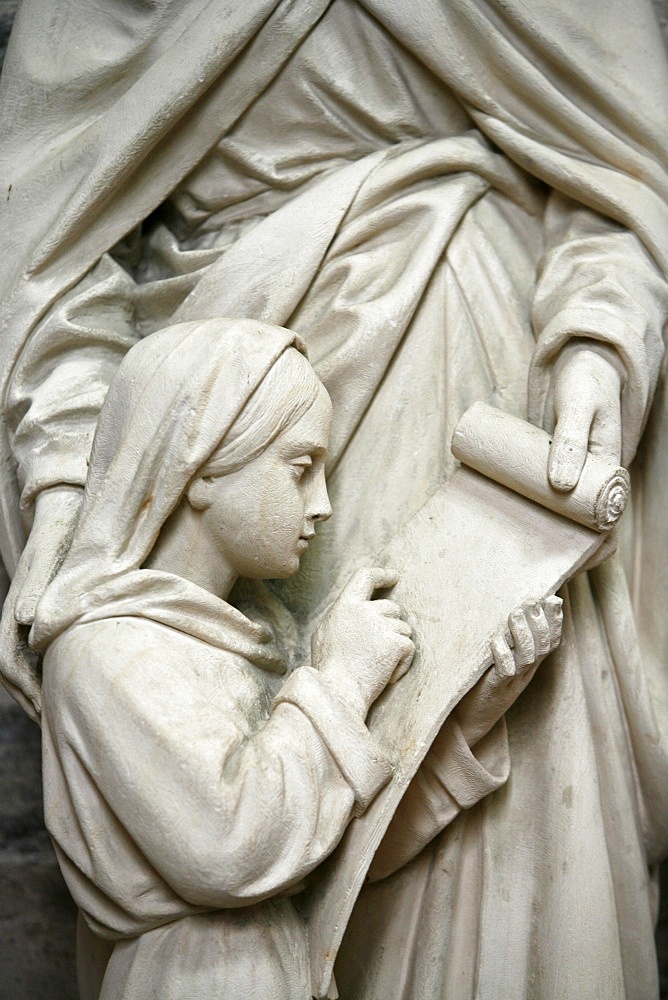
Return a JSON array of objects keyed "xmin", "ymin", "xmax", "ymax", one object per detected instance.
[
  {"xmin": 32, "ymin": 318, "xmax": 403, "ymax": 999},
  {"xmin": 0, "ymin": 1, "xmax": 667, "ymax": 998},
  {"xmin": 31, "ymin": 317, "xmax": 558, "ymax": 999}
]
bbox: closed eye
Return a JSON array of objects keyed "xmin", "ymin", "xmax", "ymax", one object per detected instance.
[{"xmin": 290, "ymin": 456, "xmax": 313, "ymax": 479}]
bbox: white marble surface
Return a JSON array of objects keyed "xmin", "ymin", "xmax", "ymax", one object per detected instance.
[{"xmin": 0, "ymin": 4, "xmax": 665, "ymax": 998}]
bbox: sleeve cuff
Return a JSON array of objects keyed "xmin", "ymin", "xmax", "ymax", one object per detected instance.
[
  {"xmin": 273, "ymin": 667, "xmax": 392, "ymax": 815},
  {"xmin": 527, "ymin": 308, "xmax": 656, "ymax": 467},
  {"xmin": 18, "ymin": 450, "xmax": 90, "ymax": 510},
  {"xmin": 369, "ymin": 716, "xmax": 510, "ymax": 880},
  {"xmin": 433, "ymin": 716, "xmax": 510, "ymax": 809}
]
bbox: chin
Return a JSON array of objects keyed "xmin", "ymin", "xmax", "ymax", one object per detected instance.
[
  {"xmin": 246, "ymin": 555, "xmax": 301, "ymax": 581},
  {"xmin": 273, "ymin": 557, "xmax": 302, "ymax": 579}
]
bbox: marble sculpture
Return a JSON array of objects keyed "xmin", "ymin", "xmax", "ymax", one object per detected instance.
[{"xmin": 0, "ymin": 1, "xmax": 667, "ymax": 998}]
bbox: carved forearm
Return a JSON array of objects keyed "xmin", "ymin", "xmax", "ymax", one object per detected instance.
[
  {"xmin": 528, "ymin": 193, "xmax": 668, "ymax": 464},
  {"xmin": 6, "ymin": 253, "xmax": 138, "ymax": 511},
  {"xmin": 368, "ymin": 717, "xmax": 510, "ymax": 881}
]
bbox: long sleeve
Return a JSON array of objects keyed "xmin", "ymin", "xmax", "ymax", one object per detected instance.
[
  {"xmin": 6, "ymin": 254, "xmax": 139, "ymax": 512},
  {"xmin": 368, "ymin": 715, "xmax": 510, "ymax": 880},
  {"xmin": 4, "ymin": 219, "xmax": 228, "ymax": 523},
  {"xmin": 528, "ymin": 193, "xmax": 668, "ymax": 463},
  {"xmin": 42, "ymin": 618, "xmax": 390, "ymax": 935}
]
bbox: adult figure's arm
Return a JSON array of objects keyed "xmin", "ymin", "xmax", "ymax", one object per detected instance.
[
  {"xmin": 0, "ymin": 0, "xmax": 328, "ymax": 572},
  {"xmin": 3, "ymin": 0, "xmax": 668, "ymax": 726},
  {"xmin": 0, "ymin": 251, "xmax": 141, "ymax": 718},
  {"xmin": 363, "ymin": 0, "xmax": 668, "ymax": 475},
  {"xmin": 528, "ymin": 195, "xmax": 668, "ymax": 484},
  {"xmin": 0, "ymin": 0, "xmax": 329, "ymax": 717}
]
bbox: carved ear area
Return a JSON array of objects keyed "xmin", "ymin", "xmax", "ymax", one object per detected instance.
[{"xmin": 187, "ymin": 476, "xmax": 214, "ymax": 511}]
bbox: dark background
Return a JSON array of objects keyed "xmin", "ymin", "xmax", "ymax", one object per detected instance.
[{"xmin": 0, "ymin": 1, "xmax": 667, "ymax": 996}]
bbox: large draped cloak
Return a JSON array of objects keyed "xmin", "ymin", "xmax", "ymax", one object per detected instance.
[{"xmin": 2, "ymin": 2, "xmax": 668, "ymax": 998}]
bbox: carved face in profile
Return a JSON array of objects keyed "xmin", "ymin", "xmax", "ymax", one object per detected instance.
[{"xmin": 189, "ymin": 386, "xmax": 333, "ymax": 580}]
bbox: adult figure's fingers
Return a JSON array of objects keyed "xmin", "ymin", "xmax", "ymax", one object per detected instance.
[
  {"xmin": 548, "ymin": 400, "xmax": 593, "ymax": 492},
  {"xmin": 588, "ymin": 400, "xmax": 622, "ymax": 462},
  {"xmin": 0, "ymin": 596, "xmax": 41, "ymax": 722},
  {"xmin": 547, "ymin": 344, "xmax": 623, "ymax": 491}
]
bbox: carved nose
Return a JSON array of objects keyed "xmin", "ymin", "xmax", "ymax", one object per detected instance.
[
  {"xmin": 310, "ymin": 491, "xmax": 332, "ymax": 523},
  {"xmin": 309, "ymin": 471, "xmax": 332, "ymax": 523},
  {"xmin": 310, "ymin": 495, "xmax": 332, "ymax": 522}
]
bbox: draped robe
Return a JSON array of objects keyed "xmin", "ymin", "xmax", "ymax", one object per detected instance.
[
  {"xmin": 2, "ymin": 1, "xmax": 668, "ymax": 997},
  {"xmin": 41, "ymin": 574, "xmax": 392, "ymax": 1000}
]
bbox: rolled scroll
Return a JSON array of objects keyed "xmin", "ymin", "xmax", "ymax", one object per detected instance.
[
  {"xmin": 452, "ymin": 402, "xmax": 629, "ymax": 531},
  {"xmin": 305, "ymin": 403, "xmax": 629, "ymax": 998}
]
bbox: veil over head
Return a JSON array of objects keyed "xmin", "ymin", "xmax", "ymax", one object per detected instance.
[{"xmin": 31, "ymin": 318, "xmax": 318, "ymax": 650}]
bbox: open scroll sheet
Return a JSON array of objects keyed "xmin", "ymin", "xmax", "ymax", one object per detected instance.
[{"xmin": 303, "ymin": 403, "xmax": 629, "ymax": 999}]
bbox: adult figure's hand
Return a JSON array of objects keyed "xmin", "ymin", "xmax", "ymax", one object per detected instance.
[
  {"xmin": 0, "ymin": 485, "xmax": 82, "ymax": 722},
  {"xmin": 547, "ymin": 342, "xmax": 624, "ymax": 491}
]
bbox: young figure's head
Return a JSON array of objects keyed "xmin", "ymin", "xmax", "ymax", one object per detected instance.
[
  {"xmin": 30, "ymin": 319, "xmax": 332, "ymax": 647},
  {"xmin": 147, "ymin": 345, "xmax": 332, "ymax": 596}
]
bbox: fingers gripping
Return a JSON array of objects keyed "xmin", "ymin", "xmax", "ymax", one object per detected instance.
[
  {"xmin": 491, "ymin": 595, "xmax": 563, "ymax": 683},
  {"xmin": 372, "ymin": 600, "xmax": 402, "ymax": 618},
  {"xmin": 344, "ymin": 566, "xmax": 399, "ymax": 601},
  {"xmin": 548, "ymin": 345, "xmax": 624, "ymax": 492},
  {"xmin": 544, "ymin": 595, "xmax": 564, "ymax": 649},
  {"xmin": 508, "ymin": 608, "xmax": 537, "ymax": 667},
  {"xmin": 343, "ymin": 566, "xmax": 414, "ymax": 684},
  {"xmin": 510, "ymin": 596, "xmax": 563, "ymax": 666},
  {"xmin": 390, "ymin": 636, "xmax": 415, "ymax": 683},
  {"xmin": 490, "ymin": 634, "xmax": 516, "ymax": 681},
  {"xmin": 525, "ymin": 602, "xmax": 551, "ymax": 658}
]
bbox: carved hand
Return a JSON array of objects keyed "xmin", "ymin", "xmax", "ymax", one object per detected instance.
[
  {"xmin": 547, "ymin": 342, "xmax": 623, "ymax": 491},
  {"xmin": 313, "ymin": 567, "xmax": 414, "ymax": 716},
  {"xmin": 0, "ymin": 485, "xmax": 82, "ymax": 722},
  {"xmin": 454, "ymin": 595, "xmax": 563, "ymax": 749}
]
